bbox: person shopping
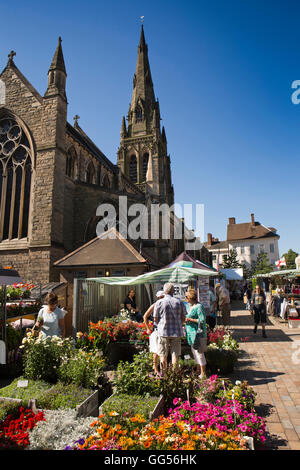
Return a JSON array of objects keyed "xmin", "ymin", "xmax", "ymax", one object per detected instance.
[
  {"xmin": 251, "ymin": 285, "xmax": 267, "ymax": 338},
  {"xmin": 185, "ymin": 289, "xmax": 207, "ymax": 379},
  {"xmin": 143, "ymin": 290, "xmax": 165, "ymax": 376},
  {"xmin": 34, "ymin": 292, "xmax": 65, "ymax": 338},
  {"xmin": 153, "ymin": 283, "xmax": 186, "ymax": 373}
]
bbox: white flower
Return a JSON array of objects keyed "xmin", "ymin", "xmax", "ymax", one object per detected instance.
[{"xmin": 235, "ymin": 380, "xmax": 241, "ymax": 386}]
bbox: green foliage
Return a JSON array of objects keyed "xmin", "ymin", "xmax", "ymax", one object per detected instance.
[
  {"xmin": 0, "ymin": 400, "xmax": 20, "ymax": 422},
  {"xmin": 58, "ymin": 349, "xmax": 106, "ymax": 389},
  {"xmin": 6, "ymin": 324, "xmax": 22, "ymax": 351},
  {"xmin": 115, "ymin": 352, "xmax": 160, "ymax": 397},
  {"xmin": 158, "ymin": 366, "xmax": 199, "ymax": 409},
  {"xmin": 36, "ymin": 383, "xmax": 93, "ymax": 410},
  {"xmin": 222, "ymin": 249, "xmax": 242, "ymax": 269},
  {"xmin": 21, "ymin": 335, "xmax": 74, "ymax": 383},
  {"xmin": 252, "ymin": 252, "xmax": 273, "ymax": 275},
  {"xmin": 102, "ymin": 393, "xmax": 160, "ymax": 420},
  {"xmin": 281, "ymin": 249, "xmax": 298, "ymax": 270},
  {"xmin": 0, "ymin": 377, "xmax": 93, "ymax": 411},
  {"xmin": 0, "ymin": 377, "xmax": 51, "ymax": 403}
]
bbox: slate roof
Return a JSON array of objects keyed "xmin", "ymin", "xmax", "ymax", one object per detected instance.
[
  {"xmin": 227, "ymin": 222, "xmax": 279, "ymax": 241},
  {"xmin": 54, "ymin": 228, "xmax": 150, "ymax": 268}
]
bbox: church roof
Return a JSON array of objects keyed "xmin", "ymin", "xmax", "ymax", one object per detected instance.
[{"xmin": 0, "ymin": 57, "xmax": 43, "ymax": 104}]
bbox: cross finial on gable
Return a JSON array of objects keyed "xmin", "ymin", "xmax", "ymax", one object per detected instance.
[
  {"xmin": 8, "ymin": 50, "xmax": 16, "ymax": 64},
  {"xmin": 73, "ymin": 115, "xmax": 80, "ymax": 127}
]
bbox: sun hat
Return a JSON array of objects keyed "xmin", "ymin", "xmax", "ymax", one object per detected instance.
[{"xmin": 156, "ymin": 290, "xmax": 165, "ymax": 298}]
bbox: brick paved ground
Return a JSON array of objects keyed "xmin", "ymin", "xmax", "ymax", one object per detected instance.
[{"xmin": 229, "ymin": 301, "xmax": 300, "ymax": 450}]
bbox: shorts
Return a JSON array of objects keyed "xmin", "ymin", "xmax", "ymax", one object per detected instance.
[
  {"xmin": 191, "ymin": 346, "xmax": 207, "ymax": 366},
  {"xmin": 149, "ymin": 330, "xmax": 159, "ymax": 354},
  {"xmin": 157, "ymin": 336, "xmax": 181, "ymax": 359},
  {"xmin": 253, "ymin": 305, "xmax": 267, "ymax": 324}
]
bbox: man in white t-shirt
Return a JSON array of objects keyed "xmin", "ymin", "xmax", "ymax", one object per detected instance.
[{"xmin": 215, "ymin": 283, "xmax": 231, "ymax": 326}]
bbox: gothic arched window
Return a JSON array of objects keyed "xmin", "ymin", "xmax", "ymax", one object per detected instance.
[
  {"xmin": 135, "ymin": 105, "xmax": 143, "ymax": 123},
  {"xmin": 66, "ymin": 146, "xmax": 77, "ymax": 179},
  {"xmin": 0, "ymin": 117, "xmax": 32, "ymax": 240},
  {"xmin": 86, "ymin": 161, "xmax": 95, "ymax": 184},
  {"xmin": 102, "ymin": 174, "xmax": 111, "ymax": 189},
  {"xmin": 142, "ymin": 153, "xmax": 149, "ymax": 181},
  {"xmin": 129, "ymin": 155, "xmax": 137, "ymax": 183}
]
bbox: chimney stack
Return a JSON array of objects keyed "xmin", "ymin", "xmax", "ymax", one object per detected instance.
[
  {"xmin": 207, "ymin": 233, "xmax": 213, "ymax": 246},
  {"xmin": 229, "ymin": 217, "xmax": 236, "ymax": 225},
  {"xmin": 251, "ymin": 213, "xmax": 255, "ymax": 226}
]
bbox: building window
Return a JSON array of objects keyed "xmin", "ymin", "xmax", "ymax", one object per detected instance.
[
  {"xmin": 129, "ymin": 155, "xmax": 137, "ymax": 183},
  {"xmin": 102, "ymin": 174, "xmax": 111, "ymax": 189},
  {"xmin": 259, "ymin": 244, "xmax": 265, "ymax": 253},
  {"xmin": 66, "ymin": 147, "xmax": 77, "ymax": 179},
  {"xmin": 250, "ymin": 245, "xmax": 255, "ymax": 255},
  {"xmin": 86, "ymin": 162, "xmax": 95, "ymax": 184},
  {"xmin": 241, "ymin": 246, "xmax": 245, "ymax": 255},
  {"xmin": 0, "ymin": 116, "xmax": 32, "ymax": 240},
  {"xmin": 135, "ymin": 105, "xmax": 143, "ymax": 123},
  {"xmin": 142, "ymin": 153, "xmax": 149, "ymax": 181},
  {"xmin": 270, "ymin": 243, "xmax": 275, "ymax": 254},
  {"xmin": 111, "ymin": 270, "xmax": 125, "ymax": 276}
]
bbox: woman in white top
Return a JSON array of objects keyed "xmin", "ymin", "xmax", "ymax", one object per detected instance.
[
  {"xmin": 34, "ymin": 292, "xmax": 65, "ymax": 338},
  {"xmin": 143, "ymin": 290, "xmax": 165, "ymax": 376}
]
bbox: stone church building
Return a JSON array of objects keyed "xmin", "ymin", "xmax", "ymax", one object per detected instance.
[{"xmin": 0, "ymin": 26, "xmax": 192, "ymax": 284}]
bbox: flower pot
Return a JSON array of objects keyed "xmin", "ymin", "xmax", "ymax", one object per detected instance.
[
  {"xmin": 106, "ymin": 342, "xmax": 137, "ymax": 367},
  {"xmin": 205, "ymin": 349, "xmax": 238, "ymax": 375}
]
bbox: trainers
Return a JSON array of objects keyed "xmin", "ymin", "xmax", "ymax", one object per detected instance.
[{"xmin": 253, "ymin": 326, "xmax": 257, "ymax": 334}]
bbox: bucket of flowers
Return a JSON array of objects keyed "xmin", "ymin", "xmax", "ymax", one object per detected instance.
[{"xmin": 205, "ymin": 327, "xmax": 239, "ymax": 374}]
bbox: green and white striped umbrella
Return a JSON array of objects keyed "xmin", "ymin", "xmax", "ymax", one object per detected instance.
[{"xmin": 85, "ymin": 265, "xmax": 219, "ymax": 286}]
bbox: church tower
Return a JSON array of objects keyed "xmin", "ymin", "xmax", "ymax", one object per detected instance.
[{"xmin": 117, "ymin": 25, "xmax": 174, "ymax": 207}]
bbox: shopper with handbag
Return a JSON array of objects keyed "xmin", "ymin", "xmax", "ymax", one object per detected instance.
[
  {"xmin": 251, "ymin": 285, "xmax": 267, "ymax": 338},
  {"xmin": 185, "ymin": 289, "xmax": 207, "ymax": 379}
]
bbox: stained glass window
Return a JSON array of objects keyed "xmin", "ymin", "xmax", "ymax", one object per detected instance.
[{"xmin": 0, "ymin": 117, "xmax": 32, "ymax": 240}]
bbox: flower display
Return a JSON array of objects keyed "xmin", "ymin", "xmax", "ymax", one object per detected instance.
[
  {"xmin": 0, "ymin": 406, "xmax": 45, "ymax": 449},
  {"xmin": 6, "ymin": 301, "xmax": 41, "ymax": 319},
  {"xmin": 196, "ymin": 375, "xmax": 257, "ymax": 411},
  {"xmin": 76, "ymin": 319, "xmax": 150, "ymax": 354},
  {"xmin": 167, "ymin": 399, "xmax": 266, "ymax": 443},
  {"xmin": 66, "ymin": 411, "xmax": 249, "ymax": 450},
  {"xmin": 207, "ymin": 326, "xmax": 239, "ymax": 352}
]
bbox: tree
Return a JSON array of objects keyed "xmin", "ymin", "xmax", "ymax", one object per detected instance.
[
  {"xmin": 281, "ymin": 249, "xmax": 298, "ymax": 270},
  {"xmin": 252, "ymin": 252, "xmax": 273, "ymax": 275},
  {"xmin": 222, "ymin": 249, "xmax": 242, "ymax": 269}
]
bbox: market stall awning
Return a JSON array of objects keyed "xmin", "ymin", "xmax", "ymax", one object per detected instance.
[
  {"xmin": 0, "ymin": 268, "xmax": 22, "ymax": 285},
  {"xmin": 164, "ymin": 252, "xmax": 216, "ymax": 272},
  {"xmin": 220, "ymin": 268, "xmax": 243, "ymax": 280},
  {"xmin": 84, "ymin": 265, "xmax": 220, "ymax": 286},
  {"xmin": 253, "ymin": 269, "xmax": 300, "ymax": 279}
]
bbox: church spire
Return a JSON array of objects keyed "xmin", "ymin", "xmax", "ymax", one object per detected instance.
[
  {"xmin": 127, "ymin": 24, "xmax": 156, "ymax": 136},
  {"xmin": 120, "ymin": 116, "xmax": 127, "ymax": 138},
  {"xmin": 49, "ymin": 37, "xmax": 66, "ymax": 74},
  {"xmin": 45, "ymin": 37, "xmax": 67, "ymax": 100}
]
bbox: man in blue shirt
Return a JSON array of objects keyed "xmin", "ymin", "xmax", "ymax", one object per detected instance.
[{"xmin": 153, "ymin": 283, "xmax": 186, "ymax": 373}]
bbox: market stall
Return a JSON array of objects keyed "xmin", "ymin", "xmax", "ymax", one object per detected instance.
[
  {"xmin": 254, "ymin": 269, "xmax": 300, "ymax": 326},
  {"xmin": 72, "ymin": 262, "xmax": 220, "ymax": 335}
]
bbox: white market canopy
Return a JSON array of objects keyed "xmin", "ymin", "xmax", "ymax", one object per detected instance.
[
  {"xmin": 84, "ymin": 265, "xmax": 220, "ymax": 286},
  {"xmin": 254, "ymin": 269, "xmax": 300, "ymax": 279},
  {"xmin": 220, "ymin": 268, "xmax": 244, "ymax": 281}
]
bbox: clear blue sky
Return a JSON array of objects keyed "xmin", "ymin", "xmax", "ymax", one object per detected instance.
[{"xmin": 1, "ymin": 0, "xmax": 299, "ymax": 256}]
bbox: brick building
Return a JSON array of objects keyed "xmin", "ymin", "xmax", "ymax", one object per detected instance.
[{"xmin": 0, "ymin": 28, "xmax": 187, "ymax": 284}]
